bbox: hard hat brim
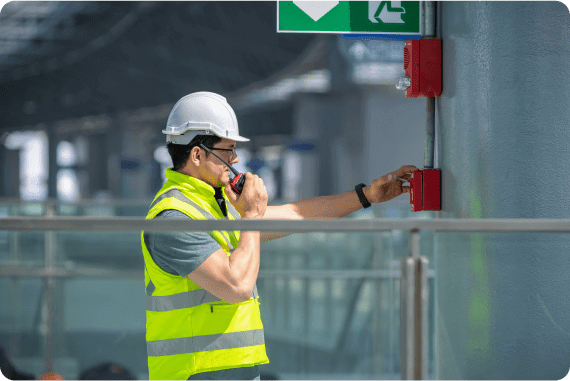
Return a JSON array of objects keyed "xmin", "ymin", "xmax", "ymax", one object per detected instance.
[{"xmin": 164, "ymin": 126, "xmax": 250, "ymax": 145}]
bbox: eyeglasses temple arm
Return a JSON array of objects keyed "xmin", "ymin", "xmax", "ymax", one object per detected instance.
[{"xmin": 199, "ymin": 143, "xmax": 240, "ymax": 176}]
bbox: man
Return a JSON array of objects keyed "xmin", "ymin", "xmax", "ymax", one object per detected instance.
[{"xmin": 142, "ymin": 92, "xmax": 419, "ymax": 380}]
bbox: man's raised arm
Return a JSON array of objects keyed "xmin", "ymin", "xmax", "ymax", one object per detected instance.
[{"xmin": 260, "ymin": 165, "xmax": 419, "ymax": 242}]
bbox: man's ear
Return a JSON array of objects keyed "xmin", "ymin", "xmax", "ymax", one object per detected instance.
[{"xmin": 189, "ymin": 146, "xmax": 202, "ymax": 167}]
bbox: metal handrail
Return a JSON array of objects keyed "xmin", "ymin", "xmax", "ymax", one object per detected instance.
[
  {"xmin": 0, "ymin": 197, "xmax": 153, "ymax": 207},
  {"xmin": 0, "ymin": 265, "xmax": 435, "ymax": 279},
  {"xmin": 3, "ymin": 216, "xmax": 569, "ymax": 380},
  {"xmin": 1, "ymin": 217, "xmax": 570, "ymax": 232}
]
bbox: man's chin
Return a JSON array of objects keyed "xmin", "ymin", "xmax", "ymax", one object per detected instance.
[{"xmin": 220, "ymin": 175, "xmax": 231, "ymax": 187}]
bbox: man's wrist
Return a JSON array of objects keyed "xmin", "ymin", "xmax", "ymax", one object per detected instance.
[
  {"xmin": 355, "ymin": 183, "xmax": 372, "ymax": 208},
  {"xmin": 363, "ymin": 186, "xmax": 373, "ymax": 204}
]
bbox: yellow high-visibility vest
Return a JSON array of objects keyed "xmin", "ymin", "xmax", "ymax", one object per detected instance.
[{"xmin": 141, "ymin": 168, "xmax": 269, "ymax": 380}]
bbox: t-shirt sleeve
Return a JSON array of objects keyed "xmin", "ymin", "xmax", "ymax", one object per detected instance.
[{"xmin": 145, "ymin": 209, "xmax": 222, "ymax": 277}]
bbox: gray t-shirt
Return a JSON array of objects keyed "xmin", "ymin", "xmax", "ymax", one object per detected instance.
[
  {"xmin": 145, "ymin": 209, "xmax": 260, "ymax": 380},
  {"xmin": 144, "ymin": 209, "xmax": 221, "ymax": 276}
]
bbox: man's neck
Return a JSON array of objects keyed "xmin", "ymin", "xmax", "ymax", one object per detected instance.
[
  {"xmin": 175, "ymin": 167, "xmax": 192, "ymax": 177},
  {"xmin": 175, "ymin": 168, "xmax": 219, "ymax": 189}
]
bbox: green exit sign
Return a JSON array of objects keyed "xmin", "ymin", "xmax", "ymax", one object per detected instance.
[{"xmin": 278, "ymin": 1, "xmax": 421, "ymax": 35}]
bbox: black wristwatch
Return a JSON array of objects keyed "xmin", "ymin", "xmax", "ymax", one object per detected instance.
[{"xmin": 355, "ymin": 183, "xmax": 371, "ymax": 209}]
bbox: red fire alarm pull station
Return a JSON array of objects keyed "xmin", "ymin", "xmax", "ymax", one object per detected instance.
[
  {"xmin": 402, "ymin": 39, "xmax": 442, "ymax": 98},
  {"xmin": 410, "ymin": 169, "xmax": 441, "ymax": 212}
]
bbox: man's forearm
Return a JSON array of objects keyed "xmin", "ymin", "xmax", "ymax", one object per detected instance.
[
  {"xmin": 227, "ymin": 229, "xmax": 260, "ymax": 301},
  {"xmin": 286, "ymin": 188, "xmax": 367, "ymax": 219},
  {"xmin": 261, "ymin": 187, "xmax": 370, "ymax": 242}
]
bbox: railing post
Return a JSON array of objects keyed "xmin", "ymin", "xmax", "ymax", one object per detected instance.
[
  {"xmin": 43, "ymin": 203, "xmax": 57, "ymax": 373},
  {"xmin": 400, "ymin": 254, "xmax": 415, "ymax": 379},
  {"xmin": 415, "ymin": 255, "xmax": 429, "ymax": 380},
  {"xmin": 401, "ymin": 229, "xmax": 429, "ymax": 380},
  {"xmin": 9, "ymin": 205, "xmax": 20, "ymax": 359}
]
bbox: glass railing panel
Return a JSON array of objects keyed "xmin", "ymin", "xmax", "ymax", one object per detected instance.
[
  {"xmin": 56, "ymin": 232, "xmax": 143, "ymax": 270},
  {"xmin": 0, "ymin": 231, "xmax": 46, "ymax": 263},
  {"xmin": 63, "ymin": 278, "xmax": 147, "ymax": 379},
  {"xmin": 0, "ymin": 278, "xmax": 46, "ymax": 377},
  {"xmin": 0, "ymin": 199, "xmax": 152, "ymax": 218},
  {"xmin": 0, "ymin": 200, "xmax": 440, "ymax": 380}
]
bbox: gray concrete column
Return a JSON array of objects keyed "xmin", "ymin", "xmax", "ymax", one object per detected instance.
[{"xmin": 436, "ymin": 2, "xmax": 570, "ymax": 379}]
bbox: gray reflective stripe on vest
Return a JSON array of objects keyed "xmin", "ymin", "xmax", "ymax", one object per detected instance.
[
  {"xmin": 147, "ymin": 289, "xmax": 221, "ymax": 312},
  {"xmin": 225, "ymin": 202, "xmax": 240, "ymax": 248},
  {"xmin": 150, "ymin": 188, "xmax": 234, "ymax": 250},
  {"xmin": 150, "ymin": 188, "xmax": 217, "ymax": 220},
  {"xmin": 225, "ymin": 235, "xmax": 235, "ymax": 251},
  {"xmin": 226, "ymin": 201, "xmax": 241, "ymax": 221},
  {"xmin": 147, "ymin": 286, "xmax": 258, "ymax": 312},
  {"xmin": 147, "ymin": 329, "xmax": 265, "ymax": 356}
]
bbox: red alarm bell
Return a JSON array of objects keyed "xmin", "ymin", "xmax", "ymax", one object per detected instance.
[
  {"xmin": 410, "ymin": 169, "xmax": 441, "ymax": 212},
  {"xmin": 401, "ymin": 39, "xmax": 442, "ymax": 98}
]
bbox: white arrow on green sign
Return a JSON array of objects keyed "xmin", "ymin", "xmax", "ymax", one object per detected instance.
[{"xmin": 278, "ymin": 1, "xmax": 420, "ymax": 34}]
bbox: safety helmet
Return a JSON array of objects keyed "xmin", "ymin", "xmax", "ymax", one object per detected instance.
[{"xmin": 162, "ymin": 92, "xmax": 250, "ymax": 145}]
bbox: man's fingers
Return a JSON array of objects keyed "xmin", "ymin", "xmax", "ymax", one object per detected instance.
[
  {"xmin": 389, "ymin": 173, "xmax": 409, "ymax": 182},
  {"xmin": 397, "ymin": 165, "xmax": 420, "ymax": 176},
  {"xmin": 402, "ymin": 186, "xmax": 410, "ymax": 194},
  {"xmin": 401, "ymin": 165, "xmax": 420, "ymax": 171},
  {"xmin": 225, "ymin": 183, "xmax": 238, "ymax": 203}
]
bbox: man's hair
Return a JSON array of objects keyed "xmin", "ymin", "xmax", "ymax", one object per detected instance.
[{"xmin": 167, "ymin": 135, "xmax": 222, "ymax": 171}]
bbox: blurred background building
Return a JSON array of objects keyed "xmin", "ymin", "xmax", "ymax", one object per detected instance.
[
  {"xmin": 0, "ymin": 1, "xmax": 569, "ymax": 380},
  {"xmin": 0, "ymin": 2, "xmax": 428, "ymax": 379},
  {"xmin": 0, "ymin": 1, "xmax": 426, "ymax": 205}
]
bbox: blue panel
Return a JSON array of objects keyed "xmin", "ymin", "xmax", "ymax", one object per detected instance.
[{"xmin": 341, "ymin": 34, "xmax": 421, "ymax": 41}]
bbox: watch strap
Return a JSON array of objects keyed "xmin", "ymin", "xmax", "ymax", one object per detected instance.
[{"xmin": 355, "ymin": 183, "xmax": 371, "ymax": 209}]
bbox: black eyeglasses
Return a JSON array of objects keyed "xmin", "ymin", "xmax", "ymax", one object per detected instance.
[{"xmin": 202, "ymin": 145, "xmax": 236, "ymax": 160}]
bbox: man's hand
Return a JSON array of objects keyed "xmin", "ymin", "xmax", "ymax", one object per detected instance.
[
  {"xmin": 364, "ymin": 165, "xmax": 420, "ymax": 203},
  {"xmin": 225, "ymin": 172, "xmax": 268, "ymax": 218}
]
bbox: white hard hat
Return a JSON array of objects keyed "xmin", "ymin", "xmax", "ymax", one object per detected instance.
[{"xmin": 162, "ymin": 92, "xmax": 249, "ymax": 145}]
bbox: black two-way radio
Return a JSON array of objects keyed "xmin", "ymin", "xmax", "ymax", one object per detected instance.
[{"xmin": 200, "ymin": 144, "xmax": 245, "ymax": 195}]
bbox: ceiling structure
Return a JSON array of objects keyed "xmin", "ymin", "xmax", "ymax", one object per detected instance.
[{"xmin": 0, "ymin": 1, "xmax": 324, "ymax": 130}]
